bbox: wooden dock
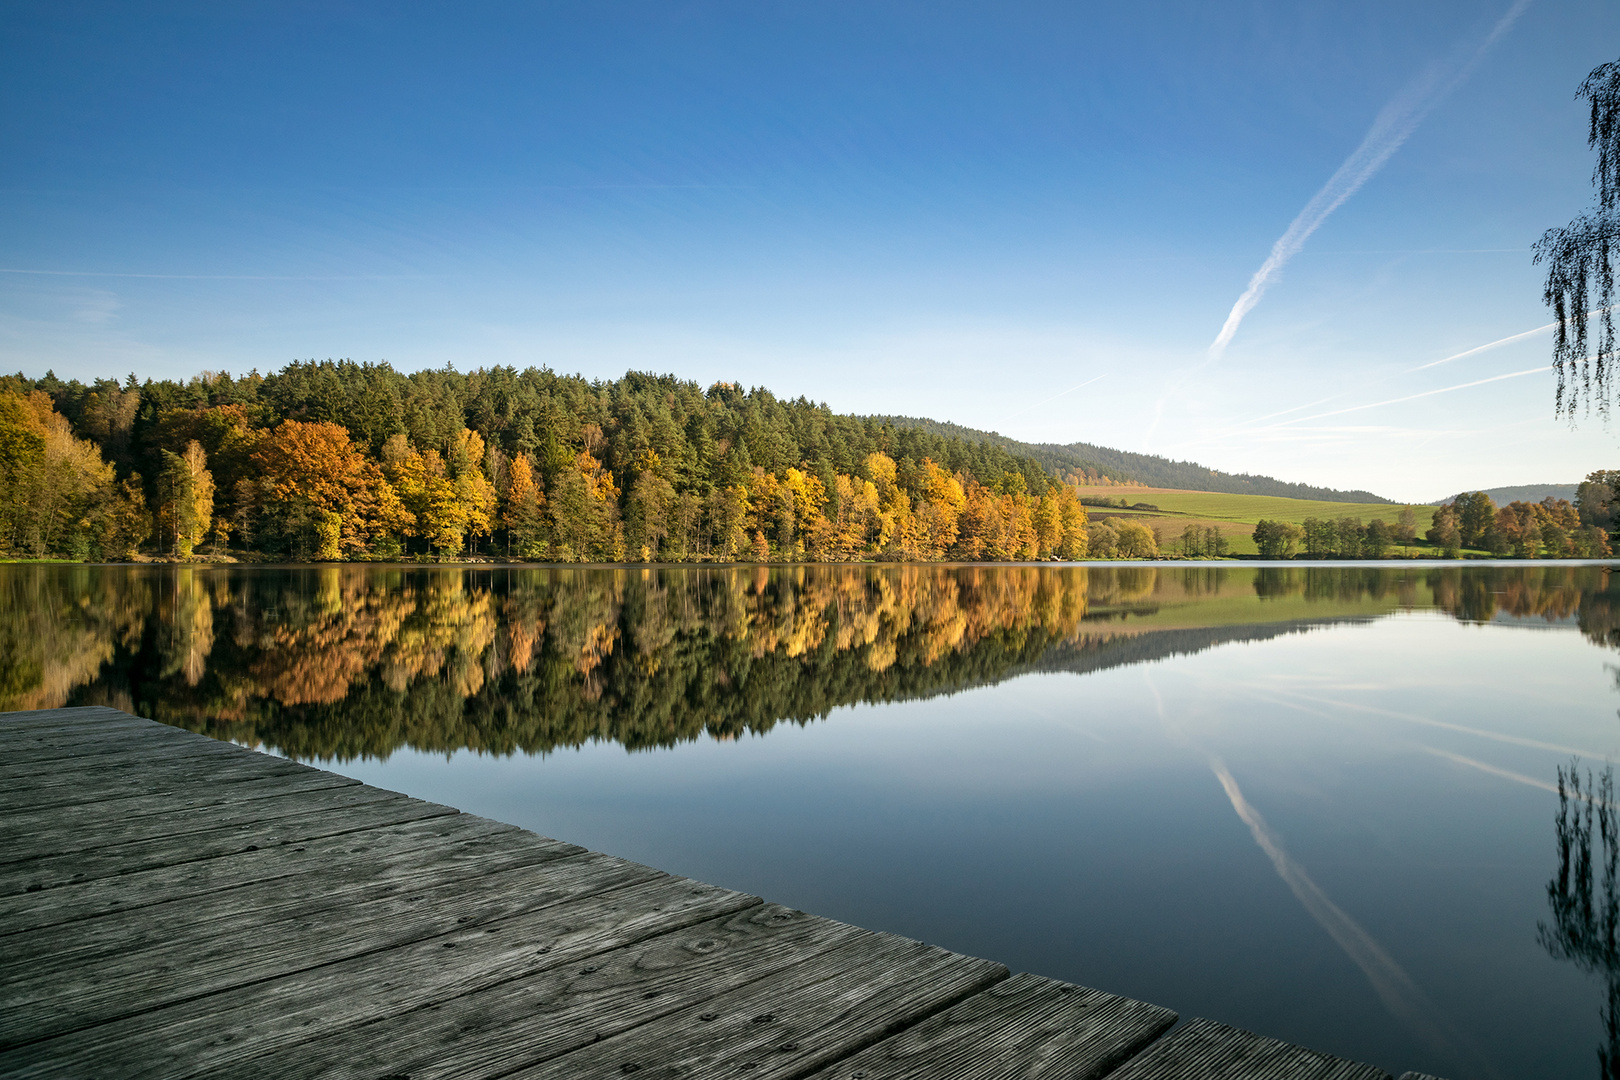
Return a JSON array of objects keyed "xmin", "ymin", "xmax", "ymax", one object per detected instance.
[{"xmin": 1, "ymin": 706, "xmax": 1442, "ymax": 1080}]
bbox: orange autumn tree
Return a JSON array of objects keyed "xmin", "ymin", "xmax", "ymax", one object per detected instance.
[
  {"xmin": 503, "ymin": 453, "xmax": 547, "ymax": 558},
  {"xmin": 251, "ymin": 420, "xmax": 408, "ymax": 559}
]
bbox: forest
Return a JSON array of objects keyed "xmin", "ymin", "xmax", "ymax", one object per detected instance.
[
  {"xmin": 879, "ymin": 416, "xmax": 1391, "ymax": 502},
  {"xmin": 0, "ymin": 362, "xmax": 1091, "ymax": 563}
]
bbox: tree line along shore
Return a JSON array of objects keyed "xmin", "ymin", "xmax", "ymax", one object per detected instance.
[{"xmin": 0, "ymin": 362, "xmax": 1613, "ymax": 564}]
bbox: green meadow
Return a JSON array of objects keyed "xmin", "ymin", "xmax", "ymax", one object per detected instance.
[{"xmin": 1073, "ymin": 485, "xmax": 1437, "ymax": 556}]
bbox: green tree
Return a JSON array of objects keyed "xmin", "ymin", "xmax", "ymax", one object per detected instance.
[
  {"xmin": 1456, "ymin": 493, "xmax": 1496, "ymax": 549},
  {"xmin": 1252, "ymin": 519, "xmax": 1304, "ymax": 559},
  {"xmin": 1427, "ymin": 506, "xmax": 1462, "ymax": 558},
  {"xmin": 1577, "ymin": 470, "xmax": 1620, "ymax": 534},
  {"xmin": 1364, "ymin": 519, "xmax": 1391, "ymax": 559},
  {"xmin": 101, "ymin": 474, "xmax": 152, "ymax": 559}
]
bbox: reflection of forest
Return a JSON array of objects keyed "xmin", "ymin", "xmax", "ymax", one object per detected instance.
[{"xmin": 3, "ymin": 563, "xmax": 1617, "ymax": 760}]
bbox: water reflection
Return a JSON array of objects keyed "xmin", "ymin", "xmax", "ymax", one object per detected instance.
[
  {"xmin": 1544, "ymin": 765, "xmax": 1620, "ymax": 1080},
  {"xmin": 3, "ymin": 563, "xmax": 1618, "ymax": 761}
]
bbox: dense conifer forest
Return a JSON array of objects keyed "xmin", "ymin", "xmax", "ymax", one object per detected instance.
[
  {"xmin": 0, "ymin": 362, "xmax": 1092, "ymax": 562},
  {"xmin": 874, "ymin": 416, "xmax": 1391, "ymax": 502}
]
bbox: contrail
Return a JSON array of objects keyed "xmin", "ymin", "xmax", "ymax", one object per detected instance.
[
  {"xmin": 1406, "ymin": 322, "xmax": 1554, "ymax": 372},
  {"xmin": 1206, "ymin": 0, "xmax": 1532, "ymax": 362},
  {"xmin": 993, "ymin": 374, "xmax": 1106, "ymax": 429},
  {"xmin": 1209, "ymin": 757, "xmax": 1493, "ymax": 1073},
  {"xmin": 1273, "ymin": 366, "xmax": 1544, "ymax": 426}
]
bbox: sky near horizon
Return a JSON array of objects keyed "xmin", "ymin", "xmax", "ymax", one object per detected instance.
[{"xmin": 3, "ymin": 2, "xmax": 1619, "ymax": 503}]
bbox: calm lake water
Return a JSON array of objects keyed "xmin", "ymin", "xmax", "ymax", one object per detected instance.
[{"xmin": 9, "ymin": 561, "xmax": 1620, "ymax": 1079}]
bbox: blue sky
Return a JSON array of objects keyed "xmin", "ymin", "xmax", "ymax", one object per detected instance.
[{"xmin": 3, "ymin": 1, "xmax": 1618, "ymax": 501}]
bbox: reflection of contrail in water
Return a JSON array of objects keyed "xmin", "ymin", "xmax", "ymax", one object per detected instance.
[
  {"xmin": 1208, "ymin": 757, "xmax": 1489, "ymax": 1073},
  {"xmin": 1419, "ymin": 746, "xmax": 1567, "ymax": 798},
  {"xmin": 1256, "ymin": 686, "xmax": 1606, "ymax": 759},
  {"xmin": 1206, "ymin": 0, "xmax": 1531, "ymax": 362}
]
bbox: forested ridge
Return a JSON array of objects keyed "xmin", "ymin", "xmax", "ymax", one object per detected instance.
[
  {"xmin": 0, "ymin": 362, "xmax": 1096, "ymax": 563},
  {"xmin": 875, "ymin": 415, "xmax": 1391, "ymax": 502}
]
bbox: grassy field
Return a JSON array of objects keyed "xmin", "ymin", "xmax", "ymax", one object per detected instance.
[{"xmin": 1073, "ymin": 484, "xmax": 1438, "ymax": 556}]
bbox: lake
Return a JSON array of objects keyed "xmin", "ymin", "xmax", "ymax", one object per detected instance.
[{"xmin": 6, "ymin": 560, "xmax": 1619, "ymax": 1079}]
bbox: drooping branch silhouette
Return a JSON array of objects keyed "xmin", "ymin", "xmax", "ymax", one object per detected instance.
[
  {"xmin": 1536, "ymin": 61, "xmax": 1620, "ymax": 419},
  {"xmin": 1540, "ymin": 762, "xmax": 1620, "ymax": 1078}
]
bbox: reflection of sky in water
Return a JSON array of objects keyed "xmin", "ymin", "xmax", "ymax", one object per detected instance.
[{"xmin": 327, "ymin": 613, "xmax": 1617, "ymax": 1080}]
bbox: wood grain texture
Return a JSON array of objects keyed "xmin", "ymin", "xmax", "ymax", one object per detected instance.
[
  {"xmin": 0, "ymin": 715, "xmax": 213, "ymax": 764},
  {"xmin": 0, "ymin": 791, "xmax": 455, "ymax": 897},
  {"xmin": 1105, "ymin": 1018, "xmax": 1392, "ymax": 1080},
  {"xmin": 2, "ymin": 817, "xmax": 580, "ymax": 965},
  {"xmin": 0, "ymin": 813, "xmax": 556, "ymax": 937},
  {"xmin": 799, "ymin": 970, "xmax": 1176, "ymax": 1080},
  {"xmin": 12, "ymin": 877, "xmax": 762, "ymax": 1080},
  {"xmin": 506, "ymin": 929, "xmax": 1008, "ymax": 1080},
  {"xmin": 223, "ymin": 904, "xmax": 874, "ymax": 1080},
  {"xmin": 1, "ymin": 764, "xmax": 355, "ymax": 835},
  {"xmin": 0, "ymin": 779, "xmax": 404, "ymax": 868},
  {"xmin": 0, "ymin": 706, "xmax": 157, "ymax": 735},
  {"xmin": 0, "ymin": 850, "xmax": 660, "ymax": 1049},
  {"xmin": 1, "ymin": 747, "xmax": 313, "ymax": 810}
]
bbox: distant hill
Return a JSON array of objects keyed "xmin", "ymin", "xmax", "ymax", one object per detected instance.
[
  {"xmin": 872, "ymin": 416, "xmax": 1391, "ymax": 505},
  {"xmin": 1437, "ymin": 484, "xmax": 1578, "ymax": 506}
]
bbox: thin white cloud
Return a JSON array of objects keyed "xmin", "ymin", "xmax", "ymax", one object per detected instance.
[
  {"xmin": 1274, "ymin": 366, "xmax": 1545, "ymax": 426},
  {"xmin": 994, "ymin": 374, "xmax": 1106, "ymax": 430},
  {"xmin": 1206, "ymin": 0, "xmax": 1533, "ymax": 363},
  {"xmin": 1406, "ymin": 323, "xmax": 1554, "ymax": 372}
]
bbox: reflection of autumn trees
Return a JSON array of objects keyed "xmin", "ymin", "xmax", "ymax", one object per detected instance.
[
  {"xmin": 10, "ymin": 563, "xmax": 1620, "ymax": 760},
  {"xmin": 1424, "ymin": 566, "xmax": 1595, "ymax": 626},
  {"xmin": 0, "ymin": 567, "xmax": 150, "ymax": 711}
]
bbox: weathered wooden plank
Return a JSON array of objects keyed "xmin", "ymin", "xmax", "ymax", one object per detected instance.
[
  {"xmin": 0, "ymin": 722, "xmax": 278, "ymax": 764},
  {"xmin": 0, "ymin": 812, "xmax": 558, "ymax": 937},
  {"xmin": 0, "ymin": 777, "xmax": 399, "ymax": 869},
  {"xmin": 10, "ymin": 877, "xmax": 763, "ymax": 1080},
  {"xmin": 0, "ymin": 709, "xmax": 194, "ymax": 744},
  {"xmin": 0, "ymin": 749, "xmax": 250, "ymax": 798},
  {"xmin": 203, "ymin": 904, "xmax": 875, "ymax": 1080},
  {"xmin": 0, "ymin": 753, "xmax": 323, "ymax": 814},
  {"xmin": 0, "ymin": 850, "xmax": 661, "ymax": 1049},
  {"xmin": 1105, "ymin": 1018, "xmax": 1391, "ymax": 1080},
  {"xmin": 0, "ymin": 791, "xmax": 454, "ymax": 897},
  {"xmin": 0, "ymin": 724, "xmax": 237, "ymax": 769},
  {"xmin": 2, "ymin": 816, "xmax": 580, "ymax": 962},
  {"xmin": 1, "ymin": 758, "xmax": 347, "ymax": 823},
  {"xmin": 0, "ymin": 706, "xmax": 155, "ymax": 734},
  {"xmin": 507, "ymin": 931, "xmax": 1008, "ymax": 1080},
  {"xmin": 798, "ymin": 970, "xmax": 1176, "ymax": 1080}
]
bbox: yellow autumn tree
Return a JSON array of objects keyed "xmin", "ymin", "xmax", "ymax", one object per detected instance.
[
  {"xmin": 502, "ymin": 453, "xmax": 547, "ymax": 558},
  {"xmin": 159, "ymin": 440, "xmax": 214, "ymax": 560}
]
